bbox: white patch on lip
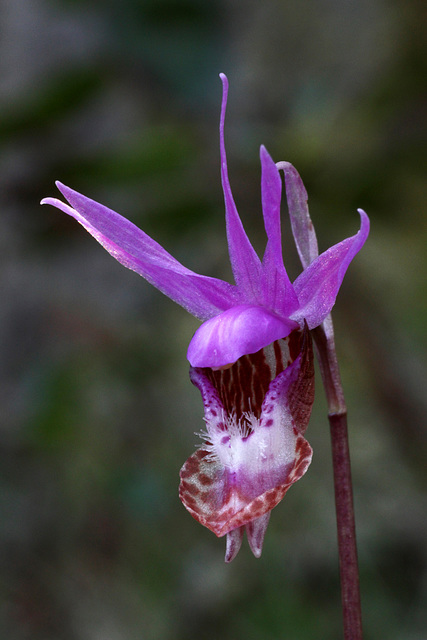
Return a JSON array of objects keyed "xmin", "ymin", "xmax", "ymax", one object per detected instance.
[{"xmin": 198, "ymin": 405, "xmax": 296, "ymax": 477}]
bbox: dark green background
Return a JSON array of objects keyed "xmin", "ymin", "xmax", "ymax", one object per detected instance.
[{"xmin": 1, "ymin": 0, "xmax": 426, "ymax": 638}]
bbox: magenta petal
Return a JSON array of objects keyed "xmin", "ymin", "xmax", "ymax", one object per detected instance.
[
  {"xmin": 260, "ymin": 146, "xmax": 285, "ymax": 268},
  {"xmin": 187, "ymin": 304, "xmax": 299, "ymax": 368},
  {"xmin": 41, "ymin": 184, "xmax": 239, "ymax": 321},
  {"xmin": 276, "ymin": 161, "xmax": 319, "ymax": 269},
  {"xmin": 291, "ymin": 209, "xmax": 370, "ymax": 329},
  {"xmin": 260, "ymin": 147, "xmax": 299, "ymax": 317},
  {"xmin": 219, "ymin": 74, "xmax": 263, "ymax": 300}
]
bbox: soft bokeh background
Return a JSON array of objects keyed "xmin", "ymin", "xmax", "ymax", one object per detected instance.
[{"xmin": 1, "ymin": 0, "xmax": 426, "ymax": 638}]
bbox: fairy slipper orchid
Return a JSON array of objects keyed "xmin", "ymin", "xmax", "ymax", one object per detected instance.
[
  {"xmin": 182, "ymin": 323, "xmax": 314, "ymax": 561},
  {"xmin": 41, "ymin": 74, "xmax": 369, "ymax": 561}
]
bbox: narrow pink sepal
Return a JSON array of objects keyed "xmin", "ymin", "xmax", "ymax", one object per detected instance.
[
  {"xmin": 219, "ymin": 74, "xmax": 263, "ymax": 301},
  {"xmin": 260, "ymin": 147, "xmax": 299, "ymax": 317},
  {"xmin": 41, "ymin": 183, "xmax": 239, "ymax": 321}
]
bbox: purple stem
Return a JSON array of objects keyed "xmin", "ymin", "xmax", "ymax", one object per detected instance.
[{"xmin": 312, "ymin": 317, "xmax": 363, "ymax": 640}]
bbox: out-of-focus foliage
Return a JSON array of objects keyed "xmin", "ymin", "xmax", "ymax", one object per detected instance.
[{"xmin": 1, "ymin": 0, "xmax": 426, "ymax": 638}]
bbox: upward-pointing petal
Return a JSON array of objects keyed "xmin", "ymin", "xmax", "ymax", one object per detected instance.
[
  {"xmin": 291, "ymin": 210, "xmax": 370, "ymax": 329},
  {"xmin": 41, "ymin": 183, "xmax": 239, "ymax": 321},
  {"xmin": 219, "ymin": 74, "xmax": 263, "ymax": 300},
  {"xmin": 261, "ymin": 146, "xmax": 283, "ymax": 266},
  {"xmin": 260, "ymin": 146, "xmax": 299, "ymax": 317}
]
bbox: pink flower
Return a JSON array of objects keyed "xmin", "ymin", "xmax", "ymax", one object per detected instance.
[{"xmin": 42, "ymin": 74, "xmax": 369, "ymax": 561}]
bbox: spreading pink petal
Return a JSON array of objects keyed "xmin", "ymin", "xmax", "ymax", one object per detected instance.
[
  {"xmin": 291, "ymin": 210, "xmax": 370, "ymax": 328},
  {"xmin": 260, "ymin": 147, "xmax": 299, "ymax": 317},
  {"xmin": 187, "ymin": 304, "xmax": 299, "ymax": 368},
  {"xmin": 219, "ymin": 74, "xmax": 263, "ymax": 301},
  {"xmin": 42, "ymin": 183, "xmax": 240, "ymax": 321}
]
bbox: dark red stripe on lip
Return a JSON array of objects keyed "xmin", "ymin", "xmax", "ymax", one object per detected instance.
[{"xmin": 203, "ymin": 328, "xmax": 303, "ymax": 424}]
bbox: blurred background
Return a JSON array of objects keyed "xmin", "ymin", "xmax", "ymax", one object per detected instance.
[{"xmin": 1, "ymin": 0, "xmax": 426, "ymax": 638}]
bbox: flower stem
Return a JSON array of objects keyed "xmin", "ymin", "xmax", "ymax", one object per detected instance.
[{"xmin": 312, "ymin": 318, "xmax": 363, "ymax": 640}]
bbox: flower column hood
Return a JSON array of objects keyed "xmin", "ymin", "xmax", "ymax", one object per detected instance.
[{"xmin": 42, "ymin": 74, "xmax": 369, "ymax": 561}]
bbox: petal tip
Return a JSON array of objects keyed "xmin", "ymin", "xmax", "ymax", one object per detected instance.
[
  {"xmin": 260, "ymin": 145, "xmax": 278, "ymax": 173},
  {"xmin": 357, "ymin": 208, "xmax": 369, "ymax": 226},
  {"xmin": 40, "ymin": 196, "xmax": 63, "ymax": 209},
  {"xmin": 259, "ymin": 144, "xmax": 274, "ymax": 163},
  {"xmin": 55, "ymin": 181, "xmax": 71, "ymax": 198},
  {"xmin": 356, "ymin": 208, "xmax": 370, "ymax": 241},
  {"xmin": 41, "ymin": 181, "xmax": 64, "ymax": 206}
]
